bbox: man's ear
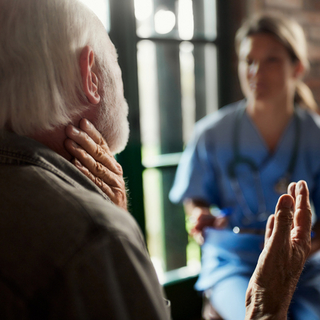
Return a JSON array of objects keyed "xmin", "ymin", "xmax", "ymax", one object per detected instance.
[{"xmin": 79, "ymin": 46, "xmax": 101, "ymax": 105}]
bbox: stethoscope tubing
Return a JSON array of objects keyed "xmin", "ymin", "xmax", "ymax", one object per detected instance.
[{"xmin": 227, "ymin": 102, "xmax": 300, "ymax": 224}]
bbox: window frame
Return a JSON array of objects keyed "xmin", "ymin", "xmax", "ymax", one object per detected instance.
[{"xmin": 108, "ymin": 0, "xmax": 236, "ymax": 318}]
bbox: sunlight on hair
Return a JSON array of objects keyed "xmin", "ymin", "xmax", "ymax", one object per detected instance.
[
  {"xmin": 78, "ymin": 0, "xmax": 110, "ymax": 31},
  {"xmin": 154, "ymin": 9, "xmax": 176, "ymax": 34}
]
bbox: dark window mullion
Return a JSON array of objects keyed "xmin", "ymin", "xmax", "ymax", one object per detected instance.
[{"xmin": 109, "ymin": 0, "xmax": 146, "ymax": 236}]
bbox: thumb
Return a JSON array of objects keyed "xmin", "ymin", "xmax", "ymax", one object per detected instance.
[{"xmin": 272, "ymin": 195, "xmax": 294, "ymax": 243}]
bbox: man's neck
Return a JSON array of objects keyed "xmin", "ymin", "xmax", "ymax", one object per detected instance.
[{"xmin": 29, "ymin": 126, "xmax": 72, "ymax": 161}]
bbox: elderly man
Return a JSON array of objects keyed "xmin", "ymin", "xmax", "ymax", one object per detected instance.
[
  {"xmin": 0, "ymin": 0, "xmax": 169, "ymax": 318},
  {"xmin": 0, "ymin": 0, "xmax": 312, "ymax": 319}
]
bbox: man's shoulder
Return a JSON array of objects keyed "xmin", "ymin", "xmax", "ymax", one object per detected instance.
[
  {"xmin": 0, "ymin": 162, "xmax": 144, "ymax": 266},
  {"xmin": 40, "ymin": 164, "xmax": 143, "ymax": 245},
  {"xmin": 0, "ymin": 130, "xmax": 142, "ymax": 248},
  {"xmin": 0, "ymin": 159, "xmax": 166, "ymax": 320}
]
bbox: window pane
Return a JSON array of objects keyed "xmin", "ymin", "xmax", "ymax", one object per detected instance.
[
  {"xmin": 180, "ymin": 41, "xmax": 196, "ymax": 144},
  {"xmin": 143, "ymin": 168, "xmax": 165, "ymax": 280},
  {"xmin": 135, "ymin": 0, "xmax": 217, "ymax": 276},
  {"xmin": 138, "ymin": 40, "xmax": 183, "ymax": 160},
  {"xmin": 137, "ymin": 40, "xmax": 160, "ymax": 160},
  {"xmin": 138, "ymin": 40, "xmax": 218, "ymax": 160},
  {"xmin": 138, "ymin": 39, "xmax": 217, "ymax": 273},
  {"xmin": 134, "ymin": 0, "xmax": 216, "ymax": 40},
  {"xmin": 194, "ymin": 43, "xmax": 218, "ymax": 121},
  {"xmin": 179, "ymin": 42, "xmax": 218, "ymax": 142}
]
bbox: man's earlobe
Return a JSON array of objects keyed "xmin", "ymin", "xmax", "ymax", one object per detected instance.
[{"xmin": 80, "ymin": 45, "xmax": 101, "ymax": 105}]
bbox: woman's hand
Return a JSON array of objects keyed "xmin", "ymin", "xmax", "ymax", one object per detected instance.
[
  {"xmin": 64, "ymin": 118, "xmax": 127, "ymax": 211},
  {"xmin": 184, "ymin": 200, "xmax": 228, "ymax": 244},
  {"xmin": 245, "ymin": 181, "xmax": 312, "ymax": 320}
]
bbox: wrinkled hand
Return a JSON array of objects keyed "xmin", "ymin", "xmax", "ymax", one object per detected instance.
[
  {"xmin": 245, "ymin": 180, "xmax": 312, "ymax": 320},
  {"xmin": 64, "ymin": 119, "xmax": 127, "ymax": 210},
  {"xmin": 189, "ymin": 207, "xmax": 228, "ymax": 244}
]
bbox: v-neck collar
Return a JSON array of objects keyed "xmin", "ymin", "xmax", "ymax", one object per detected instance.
[{"xmin": 241, "ymin": 106, "xmax": 297, "ymax": 172}]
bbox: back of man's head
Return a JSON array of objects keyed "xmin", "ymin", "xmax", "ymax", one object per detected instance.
[{"xmin": 0, "ymin": 0, "xmax": 106, "ymax": 136}]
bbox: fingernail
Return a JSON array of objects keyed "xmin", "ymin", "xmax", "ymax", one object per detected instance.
[
  {"xmin": 74, "ymin": 159, "xmax": 83, "ymax": 167},
  {"xmin": 83, "ymin": 119, "xmax": 91, "ymax": 127},
  {"xmin": 297, "ymin": 181, "xmax": 305, "ymax": 192},
  {"xmin": 71, "ymin": 141, "xmax": 78, "ymax": 148},
  {"xmin": 71, "ymin": 126, "xmax": 80, "ymax": 135}
]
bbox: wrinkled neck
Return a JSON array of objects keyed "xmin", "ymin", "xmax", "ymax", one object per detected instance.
[{"xmin": 29, "ymin": 126, "xmax": 72, "ymax": 161}]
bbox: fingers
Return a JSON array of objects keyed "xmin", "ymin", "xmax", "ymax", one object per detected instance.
[
  {"xmin": 79, "ymin": 118, "xmax": 107, "ymax": 147},
  {"xmin": 189, "ymin": 207, "xmax": 215, "ymax": 232},
  {"xmin": 72, "ymin": 158, "xmax": 118, "ymax": 200},
  {"xmin": 193, "ymin": 215, "xmax": 216, "ymax": 231},
  {"xmin": 65, "ymin": 120, "xmax": 122, "ymax": 175},
  {"xmin": 64, "ymin": 119, "xmax": 127, "ymax": 210},
  {"xmin": 213, "ymin": 216, "xmax": 229, "ymax": 229},
  {"xmin": 293, "ymin": 181, "xmax": 312, "ymax": 244},
  {"xmin": 264, "ymin": 214, "xmax": 275, "ymax": 245},
  {"xmin": 190, "ymin": 231, "xmax": 204, "ymax": 245},
  {"xmin": 272, "ymin": 194, "xmax": 294, "ymax": 243},
  {"xmin": 65, "ymin": 139, "xmax": 121, "ymax": 190},
  {"xmin": 288, "ymin": 182, "xmax": 296, "ymax": 205},
  {"xmin": 294, "ymin": 181, "xmax": 310, "ymax": 210},
  {"xmin": 65, "ymin": 136, "xmax": 121, "ymax": 187}
]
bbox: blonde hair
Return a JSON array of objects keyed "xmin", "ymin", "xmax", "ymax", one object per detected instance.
[
  {"xmin": 235, "ymin": 13, "xmax": 318, "ymax": 111},
  {"xmin": 0, "ymin": 0, "xmax": 108, "ymax": 135}
]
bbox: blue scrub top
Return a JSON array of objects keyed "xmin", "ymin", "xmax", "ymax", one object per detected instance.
[{"xmin": 169, "ymin": 100, "xmax": 320, "ymax": 290}]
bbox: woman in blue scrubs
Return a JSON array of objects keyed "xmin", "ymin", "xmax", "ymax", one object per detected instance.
[{"xmin": 170, "ymin": 13, "xmax": 320, "ymax": 320}]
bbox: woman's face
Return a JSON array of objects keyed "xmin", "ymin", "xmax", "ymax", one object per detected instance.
[{"xmin": 238, "ymin": 33, "xmax": 302, "ymax": 105}]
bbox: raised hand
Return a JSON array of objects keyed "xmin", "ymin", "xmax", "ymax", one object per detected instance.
[
  {"xmin": 64, "ymin": 119, "xmax": 127, "ymax": 210},
  {"xmin": 245, "ymin": 180, "xmax": 312, "ymax": 320}
]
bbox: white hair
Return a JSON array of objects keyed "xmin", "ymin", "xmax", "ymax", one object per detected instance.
[
  {"xmin": 96, "ymin": 61, "xmax": 130, "ymax": 155},
  {"xmin": 0, "ymin": 0, "xmax": 109, "ymax": 135}
]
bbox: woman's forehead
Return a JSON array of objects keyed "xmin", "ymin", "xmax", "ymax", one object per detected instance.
[{"xmin": 239, "ymin": 34, "xmax": 287, "ymax": 57}]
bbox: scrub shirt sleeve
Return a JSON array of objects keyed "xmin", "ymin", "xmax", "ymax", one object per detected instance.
[{"xmin": 169, "ymin": 125, "xmax": 218, "ymax": 206}]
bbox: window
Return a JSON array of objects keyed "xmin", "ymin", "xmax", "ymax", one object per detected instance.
[
  {"xmin": 135, "ymin": 0, "xmax": 218, "ymax": 281},
  {"xmin": 80, "ymin": 0, "xmax": 219, "ymax": 281}
]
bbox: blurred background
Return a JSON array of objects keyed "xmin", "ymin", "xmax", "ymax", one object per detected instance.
[{"xmin": 79, "ymin": 0, "xmax": 320, "ymax": 319}]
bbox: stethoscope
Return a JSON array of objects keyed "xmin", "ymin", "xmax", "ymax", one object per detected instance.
[{"xmin": 227, "ymin": 103, "xmax": 301, "ymax": 225}]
